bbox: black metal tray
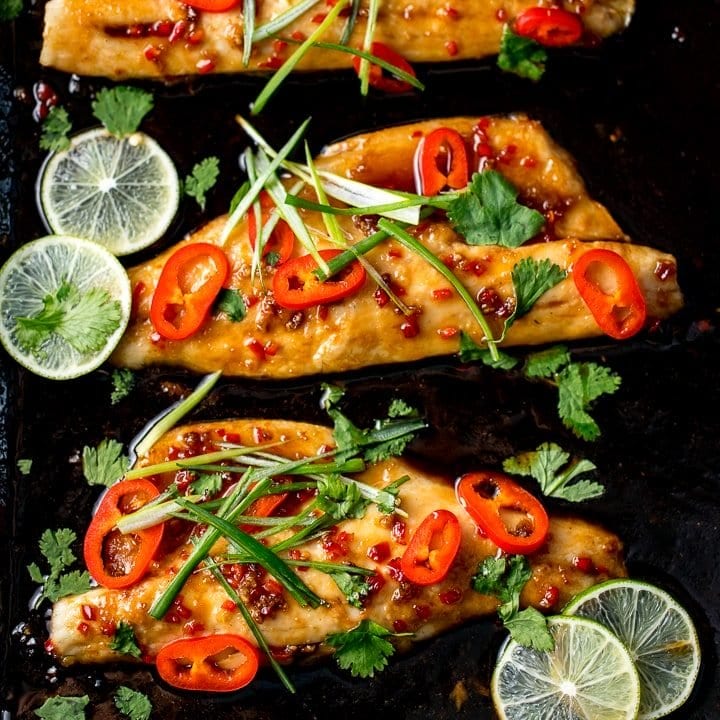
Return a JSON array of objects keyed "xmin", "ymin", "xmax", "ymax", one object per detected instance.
[{"xmin": 2, "ymin": 1, "xmax": 720, "ymax": 718}]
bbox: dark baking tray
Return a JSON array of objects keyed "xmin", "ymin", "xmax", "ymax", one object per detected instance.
[{"xmin": 2, "ymin": 1, "xmax": 720, "ymax": 718}]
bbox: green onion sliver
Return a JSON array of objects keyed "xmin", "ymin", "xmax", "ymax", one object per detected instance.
[
  {"xmin": 285, "ymin": 193, "xmax": 427, "ymax": 217},
  {"xmin": 251, "ymin": 0, "xmax": 350, "ymax": 116},
  {"xmin": 242, "ymin": 0, "xmax": 255, "ymax": 67},
  {"xmin": 378, "ymin": 219, "xmax": 500, "ymax": 361},
  {"xmin": 252, "ymin": 0, "xmax": 323, "ymax": 42},
  {"xmin": 358, "ymin": 0, "xmax": 380, "ymax": 95},
  {"xmin": 339, "ymin": 0, "xmax": 361, "ymax": 45}
]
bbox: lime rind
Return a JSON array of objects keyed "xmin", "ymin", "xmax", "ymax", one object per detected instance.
[
  {"xmin": 563, "ymin": 578, "xmax": 701, "ymax": 720},
  {"xmin": 0, "ymin": 235, "xmax": 132, "ymax": 380},
  {"xmin": 492, "ymin": 615, "xmax": 641, "ymax": 720},
  {"xmin": 38, "ymin": 127, "xmax": 180, "ymax": 256}
]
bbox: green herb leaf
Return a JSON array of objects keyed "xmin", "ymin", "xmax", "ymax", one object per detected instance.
[
  {"xmin": 497, "ymin": 25, "xmax": 547, "ymax": 81},
  {"xmin": 17, "ymin": 458, "xmax": 32, "ymax": 475},
  {"xmin": 458, "ymin": 331, "xmax": 518, "ymax": 369},
  {"xmin": 0, "ymin": 0, "xmax": 22, "ymax": 22},
  {"xmin": 316, "ymin": 476, "xmax": 368, "ymax": 520},
  {"xmin": 446, "ymin": 171, "xmax": 545, "ymax": 247},
  {"xmin": 215, "ymin": 289, "xmax": 247, "ymax": 322},
  {"xmin": 92, "ymin": 86, "xmax": 154, "ymax": 137},
  {"xmin": 15, "ymin": 281, "xmax": 122, "ymax": 356},
  {"xmin": 325, "ymin": 619, "xmax": 396, "ymax": 678},
  {"xmin": 34, "ymin": 695, "xmax": 89, "ymax": 720},
  {"xmin": 28, "ymin": 528, "xmax": 91, "ymax": 602},
  {"xmin": 111, "ymin": 368, "xmax": 136, "ymax": 405},
  {"xmin": 114, "ymin": 686, "xmax": 152, "ymax": 720},
  {"xmin": 510, "ymin": 258, "xmax": 566, "ymax": 320},
  {"xmin": 83, "ymin": 438, "xmax": 129, "ymax": 487},
  {"xmin": 557, "ymin": 362, "xmax": 621, "ymax": 440},
  {"xmin": 189, "ymin": 472, "xmax": 223, "ymax": 496},
  {"xmin": 330, "ymin": 571, "xmax": 372, "ymax": 609},
  {"xmin": 45, "ymin": 569, "xmax": 92, "ymax": 602},
  {"xmin": 503, "ymin": 607, "xmax": 555, "ymax": 651},
  {"xmin": 39, "ymin": 527, "xmax": 77, "ymax": 576},
  {"xmin": 184, "ymin": 156, "xmax": 220, "ymax": 211},
  {"xmin": 523, "ymin": 344, "xmax": 570, "ymax": 378},
  {"xmin": 503, "ymin": 442, "xmax": 603, "ymax": 502},
  {"xmin": 39, "ymin": 106, "xmax": 72, "ymax": 152},
  {"xmin": 110, "ymin": 621, "xmax": 143, "ymax": 659}
]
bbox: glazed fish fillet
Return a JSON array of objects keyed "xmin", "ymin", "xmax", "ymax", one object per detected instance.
[
  {"xmin": 49, "ymin": 419, "xmax": 625, "ymax": 665},
  {"xmin": 112, "ymin": 116, "xmax": 683, "ymax": 378},
  {"xmin": 40, "ymin": 0, "xmax": 634, "ymax": 80}
]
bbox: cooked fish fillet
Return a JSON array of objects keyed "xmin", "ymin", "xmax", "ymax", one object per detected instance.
[
  {"xmin": 111, "ymin": 116, "xmax": 683, "ymax": 378},
  {"xmin": 49, "ymin": 419, "xmax": 625, "ymax": 665},
  {"xmin": 40, "ymin": 0, "xmax": 634, "ymax": 80}
]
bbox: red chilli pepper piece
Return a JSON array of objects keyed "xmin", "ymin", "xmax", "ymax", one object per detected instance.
[
  {"xmin": 352, "ymin": 42, "xmax": 417, "ymax": 93},
  {"xmin": 455, "ymin": 472, "xmax": 549, "ymax": 554},
  {"xmin": 572, "ymin": 248, "xmax": 647, "ymax": 339},
  {"xmin": 400, "ymin": 509, "xmax": 461, "ymax": 585},
  {"xmin": 248, "ymin": 191, "xmax": 296, "ymax": 266},
  {"xmin": 240, "ymin": 491, "xmax": 289, "ymax": 533},
  {"xmin": 184, "ymin": 0, "xmax": 240, "ymax": 11},
  {"xmin": 83, "ymin": 478, "xmax": 164, "ymax": 589},
  {"xmin": 150, "ymin": 242, "xmax": 230, "ymax": 341},
  {"xmin": 272, "ymin": 248, "xmax": 366, "ymax": 310},
  {"xmin": 156, "ymin": 634, "xmax": 259, "ymax": 692},
  {"xmin": 414, "ymin": 127, "xmax": 469, "ymax": 196},
  {"xmin": 514, "ymin": 7, "xmax": 584, "ymax": 47}
]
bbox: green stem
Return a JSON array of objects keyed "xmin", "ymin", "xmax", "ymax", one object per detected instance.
[{"xmin": 315, "ymin": 229, "xmax": 390, "ymax": 280}]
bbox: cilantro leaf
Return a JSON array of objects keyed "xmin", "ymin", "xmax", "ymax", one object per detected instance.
[
  {"xmin": 27, "ymin": 562, "xmax": 44, "ymax": 584},
  {"xmin": 34, "ymin": 695, "xmax": 89, "ymax": 720},
  {"xmin": 330, "ymin": 571, "xmax": 372, "ymax": 609},
  {"xmin": 14, "ymin": 281, "xmax": 122, "ymax": 356},
  {"xmin": 215, "ymin": 289, "xmax": 247, "ymax": 322},
  {"xmin": 0, "ymin": 0, "xmax": 22, "ymax": 22},
  {"xmin": 17, "ymin": 458, "xmax": 32, "ymax": 475},
  {"xmin": 114, "ymin": 687, "xmax": 152, "ymax": 720},
  {"xmin": 316, "ymin": 476, "xmax": 368, "ymax": 520},
  {"xmin": 83, "ymin": 438, "xmax": 129, "ymax": 487},
  {"xmin": 39, "ymin": 106, "xmax": 72, "ymax": 152},
  {"xmin": 44, "ymin": 569, "xmax": 92, "ymax": 602},
  {"xmin": 523, "ymin": 345, "xmax": 570, "ymax": 378},
  {"xmin": 472, "ymin": 555, "xmax": 553, "ymax": 650},
  {"xmin": 458, "ymin": 331, "xmax": 518, "ymax": 369},
  {"xmin": 447, "ymin": 171, "xmax": 545, "ymax": 247},
  {"xmin": 110, "ymin": 621, "xmax": 143, "ymax": 658},
  {"xmin": 497, "ymin": 25, "xmax": 547, "ymax": 81},
  {"xmin": 503, "ymin": 442, "xmax": 603, "ymax": 502},
  {"xmin": 28, "ymin": 528, "xmax": 91, "ymax": 602},
  {"xmin": 184, "ymin": 156, "xmax": 220, "ymax": 211},
  {"xmin": 557, "ymin": 362, "xmax": 621, "ymax": 441},
  {"xmin": 189, "ymin": 472, "xmax": 223, "ymax": 496},
  {"xmin": 325, "ymin": 620, "xmax": 397, "ymax": 678},
  {"xmin": 503, "ymin": 607, "xmax": 555, "ymax": 651},
  {"xmin": 92, "ymin": 86, "xmax": 154, "ymax": 137},
  {"xmin": 388, "ymin": 398, "xmax": 414, "ymax": 418},
  {"xmin": 510, "ymin": 258, "xmax": 566, "ymax": 321},
  {"xmin": 111, "ymin": 368, "xmax": 136, "ymax": 405},
  {"xmin": 39, "ymin": 528, "xmax": 77, "ymax": 576}
]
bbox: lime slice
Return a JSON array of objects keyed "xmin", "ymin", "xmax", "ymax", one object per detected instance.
[
  {"xmin": 38, "ymin": 127, "xmax": 179, "ymax": 256},
  {"xmin": 0, "ymin": 235, "xmax": 132, "ymax": 379},
  {"xmin": 492, "ymin": 615, "xmax": 641, "ymax": 720},
  {"xmin": 563, "ymin": 579, "xmax": 701, "ymax": 720}
]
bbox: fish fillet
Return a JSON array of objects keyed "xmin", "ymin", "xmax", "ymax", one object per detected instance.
[
  {"xmin": 49, "ymin": 419, "xmax": 626, "ymax": 666},
  {"xmin": 40, "ymin": 0, "xmax": 634, "ymax": 80},
  {"xmin": 111, "ymin": 115, "xmax": 683, "ymax": 378}
]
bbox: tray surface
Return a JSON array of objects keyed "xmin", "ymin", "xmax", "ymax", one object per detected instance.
[{"xmin": 1, "ymin": 1, "xmax": 720, "ymax": 718}]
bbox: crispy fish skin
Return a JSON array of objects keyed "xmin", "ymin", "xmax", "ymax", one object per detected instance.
[
  {"xmin": 40, "ymin": 0, "xmax": 634, "ymax": 80},
  {"xmin": 111, "ymin": 116, "xmax": 683, "ymax": 378},
  {"xmin": 49, "ymin": 420, "xmax": 626, "ymax": 666}
]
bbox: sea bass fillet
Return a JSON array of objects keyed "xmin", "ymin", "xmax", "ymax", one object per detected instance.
[
  {"xmin": 112, "ymin": 116, "xmax": 683, "ymax": 378},
  {"xmin": 40, "ymin": 0, "xmax": 634, "ymax": 80},
  {"xmin": 49, "ymin": 419, "xmax": 625, "ymax": 666}
]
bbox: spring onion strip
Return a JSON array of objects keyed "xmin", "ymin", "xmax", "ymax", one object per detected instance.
[
  {"xmin": 359, "ymin": 0, "xmax": 380, "ymax": 95},
  {"xmin": 259, "ymin": 177, "xmax": 304, "ymax": 247},
  {"xmin": 205, "ymin": 563, "xmax": 295, "ymax": 693},
  {"xmin": 339, "ymin": 0, "xmax": 361, "ymax": 45},
  {"xmin": 285, "ymin": 194, "xmax": 428, "ymax": 216},
  {"xmin": 220, "ymin": 557, "xmax": 374, "ymax": 575},
  {"xmin": 378, "ymin": 219, "xmax": 500, "ymax": 361},
  {"xmin": 251, "ymin": 0, "xmax": 350, "ymax": 115},
  {"xmin": 236, "ymin": 115, "xmax": 420, "ymax": 224},
  {"xmin": 220, "ymin": 117, "xmax": 311, "ymax": 246},
  {"xmin": 252, "ymin": 0, "xmax": 322, "ymax": 42},
  {"xmin": 304, "ymin": 142, "xmax": 346, "ymax": 248},
  {"xmin": 255, "ymin": 151, "xmax": 328, "ymax": 274},
  {"xmin": 242, "ymin": 0, "xmax": 255, "ymax": 67},
  {"xmin": 117, "ymin": 496, "xmax": 200, "ymax": 534},
  {"xmin": 243, "ymin": 148, "xmax": 266, "ymax": 285},
  {"xmin": 177, "ymin": 498, "xmax": 322, "ymax": 607},
  {"xmin": 132, "ymin": 371, "xmax": 221, "ymax": 459}
]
